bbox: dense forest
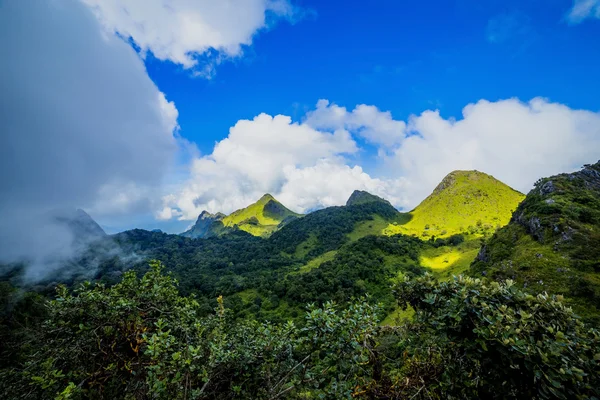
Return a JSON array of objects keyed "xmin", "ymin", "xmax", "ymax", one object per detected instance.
[
  {"xmin": 2, "ymin": 164, "xmax": 600, "ymax": 399},
  {"xmin": 1, "ymin": 263, "xmax": 598, "ymax": 399}
]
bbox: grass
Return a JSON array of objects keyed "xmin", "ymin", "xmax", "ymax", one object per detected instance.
[
  {"xmin": 384, "ymin": 170, "xmax": 524, "ymax": 239},
  {"xmin": 221, "ymin": 194, "xmax": 302, "ymax": 237},
  {"xmin": 294, "ymin": 234, "xmax": 319, "ymax": 259},
  {"xmin": 237, "ymin": 289, "xmax": 260, "ymax": 304},
  {"xmin": 346, "ymin": 215, "xmax": 389, "ymax": 241},
  {"xmin": 423, "ymin": 239, "xmax": 482, "ymax": 280},
  {"xmin": 295, "ymin": 251, "xmax": 337, "ymax": 274}
]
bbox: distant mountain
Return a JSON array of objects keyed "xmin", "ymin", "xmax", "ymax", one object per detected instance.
[
  {"xmin": 181, "ymin": 211, "xmax": 226, "ymax": 239},
  {"xmin": 472, "ymin": 161, "xmax": 600, "ymax": 322},
  {"xmin": 181, "ymin": 194, "xmax": 302, "ymax": 239},
  {"xmin": 346, "ymin": 190, "xmax": 393, "ymax": 207},
  {"xmin": 54, "ymin": 208, "xmax": 106, "ymax": 243},
  {"xmin": 271, "ymin": 194, "xmax": 401, "ymax": 260},
  {"xmin": 385, "ymin": 170, "xmax": 525, "ymax": 238}
]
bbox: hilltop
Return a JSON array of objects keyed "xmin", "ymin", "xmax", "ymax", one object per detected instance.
[
  {"xmin": 472, "ymin": 161, "xmax": 600, "ymax": 322},
  {"xmin": 384, "ymin": 170, "xmax": 525, "ymax": 239},
  {"xmin": 182, "ymin": 194, "xmax": 302, "ymax": 239},
  {"xmin": 53, "ymin": 208, "xmax": 106, "ymax": 241},
  {"xmin": 346, "ymin": 190, "xmax": 393, "ymax": 207},
  {"xmin": 181, "ymin": 211, "xmax": 226, "ymax": 239}
]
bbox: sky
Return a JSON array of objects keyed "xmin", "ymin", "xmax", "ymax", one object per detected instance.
[{"xmin": 1, "ymin": 0, "xmax": 600, "ymax": 241}]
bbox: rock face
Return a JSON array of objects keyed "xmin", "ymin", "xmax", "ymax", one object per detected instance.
[
  {"xmin": 346, "ymin": 190, "xmax": 393, "ymax": 207},
  {"xmin": 510, "ymin": 160, "xmax": 600, "ymax": 244},
  {"xmin": 181, "ymin": 211, "xmax": 225, "ymax": 239}
]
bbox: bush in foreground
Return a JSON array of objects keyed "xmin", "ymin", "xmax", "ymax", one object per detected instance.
[{"xmin": 1, "ymin": 262, "xmax": 598, "ymax": 399}]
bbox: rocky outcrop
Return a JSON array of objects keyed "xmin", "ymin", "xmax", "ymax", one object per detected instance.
[{"xmin": 181, "ymin": 211, "xmax": 225, "ymax": 239}]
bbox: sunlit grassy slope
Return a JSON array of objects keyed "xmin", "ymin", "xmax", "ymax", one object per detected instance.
[
  {"xmin": 384, "ymin": 170, "xmax": 525, "ymax": 239},
  {"xmin": 222, "ymin": 194, "xmax": 302, "ymax": 237}
]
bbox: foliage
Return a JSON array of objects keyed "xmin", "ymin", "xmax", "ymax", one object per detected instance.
[
  {"xmin": 2, "ymin": 264, "xmax": 599, "ymax": 399},
  {"xmin": 386, "ymin": 274, "xmax": 600, "ymax": 399},
  {"xmin": 472, "ymin": 161, "xmax": 600, "ymax": 322},
  {"xmin": 278, "ymin": 234, "xmax": 426, "ymax": 316},
  {"xmin": 0, "ymin": 262, "xmax": 382, "ymax": 399},
  {"xmin": 271, "ymin": 201, "xmax": 401, "ymax": 259}
]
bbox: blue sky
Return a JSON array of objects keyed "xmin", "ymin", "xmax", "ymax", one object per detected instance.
[
  {"xmin": 148, "ymin": 0, "xmax": 600, "ymax": 158},
  {"xmin": 2, "ymin": 0, "xmax": 600, "ymax": 239}
]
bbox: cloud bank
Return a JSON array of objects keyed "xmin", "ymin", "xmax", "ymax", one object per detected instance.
[
  {"xmin": 0, "ymin": 0, "xmax": 179, "ymax": 278},
  {"xmin": 80, "ymin": 0, "xmax": 299, "ymax": 75},
  {"xmin": 161, "ymin": 98, "xmax": 600, "ymax": 220}
]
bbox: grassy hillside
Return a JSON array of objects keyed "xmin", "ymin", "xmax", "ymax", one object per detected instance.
[
  {"xmin": 471, "ymin": 161, "xmax": 600, "ymax": 323},
  {"xmin": 271, "ymin": 195, "xmax": 402, "ymax": 260},
  {"xmin": 384, "ymin": 170, "xmax": 524, "ymax": 239},
  {"xmin": 221, "ymin": 194, "xmax": 302, "ymax": 237},
  {"xmin": 183, "ymin": 194, "xmax": 302, "ymax": 238}
]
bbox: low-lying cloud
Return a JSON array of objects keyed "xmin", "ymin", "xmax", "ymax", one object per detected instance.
[{"xmin": 0, "ymin": 0, "xmax": 179, "ymax": 280}]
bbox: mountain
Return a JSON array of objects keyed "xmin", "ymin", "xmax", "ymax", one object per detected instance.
[
  {"xmin": 346, "ymin": 190, "xmax": 393, "ymax": 207},
  {"xmin": 182, "ymin": 194, "xmax": 302, "ymax": 239},
  {"xmin": 221, "ymin": 194, "xmax": 302, "ymax": 237},
  {"xmin": 271, "ymin": 195, "xmax": 401, "ymax": 260},
  {"xmin": 385, "ymin": 170, "xmax": 525, "ymax": 239},
  {"xmin": 53, "ymin": 208, "xmax": 106, "ymax": 242},
  {"xmin": 472, "ymin": 161, "xmax": 600, "ymax": 322},
  {"xmin": 181, "ymin": 211, "xmax": 225, "ymax": 239}
]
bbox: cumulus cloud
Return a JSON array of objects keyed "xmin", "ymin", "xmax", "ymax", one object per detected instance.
[
  {"xmin": 277, "ymin": 161, "xmax": 409, "ymax": 212},
  {"xmin": 159, "ymin": 112, "xmax": 361, "ymax": 218},
  {"xmin": 80, "ymin": 0, "xmax": 299, "ymax": 74},
  {"xmin": 305, "ymin": 100, "xmax": 406, "ymax": 147},
  {"xmin": 392, "ymin": 98, "xmax": 600, "ymax": 207},
  {"xmin": 162, "ymin": 98, "xmax": 600, "ymax": 221},
  {"xmin": 0, "ymin": 0, "xmax": 179, "ymax": 279},
  {"xmin": 567, "ymin": 0, "xmax": 600, "ymax": 23}
]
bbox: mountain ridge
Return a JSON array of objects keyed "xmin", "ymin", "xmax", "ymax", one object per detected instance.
[{"xmin": 181, "ymin": 194, "xmax": 302, "ymax": 238}]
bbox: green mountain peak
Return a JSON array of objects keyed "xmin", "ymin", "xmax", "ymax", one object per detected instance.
[
  {"xmin": 346, "ymin": 190, "xmax": 393, "ymax": 207},
  {"xmin": 222, "ymin": 194, "xmax": 302, "ymax": 237},
  {"xmin": 182, "ymin": 194, "xmax": 303, "ymax": 239},
  {"xmin": 258, "ymin": 193, "xmax": 275, "ymax": 202},
  {"xmin": 385, "ymin": 169, "xmax": 525, "ymax": 238}
]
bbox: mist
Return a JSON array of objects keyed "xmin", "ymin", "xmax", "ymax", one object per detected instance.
[{"xmin": 0, "ymin": 0, "xmax": 178, "ymax": 281}]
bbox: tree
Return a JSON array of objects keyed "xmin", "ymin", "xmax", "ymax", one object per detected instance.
[{"xmin": 386, "ymin": 274, "xmax": 600, "ymax": 399}]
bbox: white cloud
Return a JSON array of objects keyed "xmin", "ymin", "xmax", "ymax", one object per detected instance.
[
  {"xmin": 305, "ymin": 99, "xmax": 406, "ymax": 147},
  {"xmin": 392, "ymin": 98, "xmax": 600, "ymax": 207},
  {"xmin": 0, "ymin": 0, "xmax": 180, "ymax": 277},
  {"xmin": 567, "ymin": 0, "xmax": 600, "ymax": 23},
  {"xmin": 160, "ymin": 112, "xmax": 361, "ymax": 219},
  {"xmin": 277, "ymin": 161, "xmax": 409, "ymax": 212},
  {"xmin": 161, "ymin": 98, "xmax": 600, "ymax": 222},
  {"xmin": 80, "ymin": 0, "xmax": 298, "ymax": 73}
]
